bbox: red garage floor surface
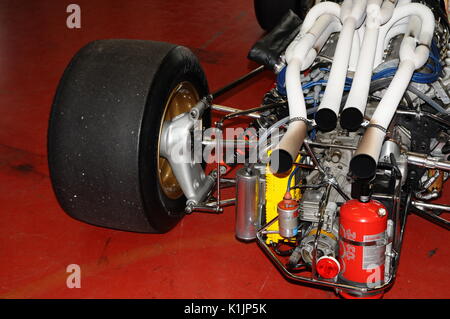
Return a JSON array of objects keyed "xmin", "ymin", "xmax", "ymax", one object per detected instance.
[{"xmin": 0, "ymin": 0, "xmax": 449, "ymax": 299}]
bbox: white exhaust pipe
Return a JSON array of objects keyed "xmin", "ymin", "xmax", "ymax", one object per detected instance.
[
  {"xmin": 340, "ymin": 0, "xmax": 395, "ymax": 131},
  {"xmin": 270, "ymin": 3, "xmax": 342, "ymax": 173},
  {"xmin": 374, "ymin": 0, "xmax": 412, "ymax": 68},
  {"xmin": 315, "ymin": 0, "xmax": 367, "ymax": 132},
  {"xmin": 350, "ymin": 3, "xmax": 435, "ymax": 179}
]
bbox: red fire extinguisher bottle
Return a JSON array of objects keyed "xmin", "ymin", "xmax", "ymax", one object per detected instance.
[{"xmin": 338, "ymin": 199, "xmax": 388, "ymax": 299}]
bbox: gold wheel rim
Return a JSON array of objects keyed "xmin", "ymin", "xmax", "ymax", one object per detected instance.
[{"xmin": 157, "ymin": 81, "xmax": 200, "ymax": 200}]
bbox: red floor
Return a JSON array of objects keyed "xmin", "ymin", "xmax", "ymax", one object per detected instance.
[{"xmin": 0, "ymin": 0, "xmax": 449, "ymax": 299}]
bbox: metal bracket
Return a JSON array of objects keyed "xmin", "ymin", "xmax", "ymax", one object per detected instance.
[{"xmin": 159, "ymin": 106, "xmax": 215, "ymax": 207}]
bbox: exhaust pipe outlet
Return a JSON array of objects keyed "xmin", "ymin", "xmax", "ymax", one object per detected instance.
[
  {"xmin": 315, "ymin": 0, "xmax": 367, "ymax": 132},
  {"xmin": 350, "ymin": 126, "xmax": 386, "ymax": 179},
  {"xmin": 350, "ymin": 0, "xmax": 436, "ymax": 179},
  {"xmin": 315, "ymin": 108, "xmax": 338, "ymax": 132},
  {"xmin": 350, "ymin": 154, "xmax": 377, "ymax": 179},
  {"xmin": 277, "ymin": 5, "xmax": 342, "ymax": 175},
  {"xmin": 339, "ymin": 107, "xmax": 364, "ymax": 131},
  {"xmin": 269, "ymin": 121, "xmax": 307, "ymax": 174},
  {"xmin": 340, "ymin": 0, "xmax": 396, "ymax": 130}
]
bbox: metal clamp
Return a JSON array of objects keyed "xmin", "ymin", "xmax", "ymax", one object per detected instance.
[
  {"xmin": 366, "ymin": 123, "xmax": 387, "ymax": 133},
  {"xmin": 287, "ymin": 116, "xmax": 311, "ymax": 128}
]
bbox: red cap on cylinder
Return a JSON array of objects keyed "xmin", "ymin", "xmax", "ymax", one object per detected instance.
[{"xmin": 316, "ymin": 256, "xmax": 340, "ymax": 279}]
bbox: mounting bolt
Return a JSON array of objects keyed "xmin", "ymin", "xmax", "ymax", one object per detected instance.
[
  {"xmin": 185, "ymin": 202, "xmax": 195, "ymax": 214},
  {"xmin": 219, "ymin": 165, "xmax": 227, "ymax": 174},
  {"xmin": 190, "ymin": 108, "xmax": 199, "ymax": 120},
  {"xmin": 377, "ymin": 207, "xmax": 387, "ymax": 217}
]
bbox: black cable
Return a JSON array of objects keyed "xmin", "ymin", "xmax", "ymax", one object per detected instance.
[
  {"xmin": 273, "ymin": 241, "xmax": 296, "ymax": 256},
  {"xmin": 286, "ymin": 263, "xmax": 309, "ymax": 273},
  {"xmin": 389, "ymin": 153, "xmax": 402, "ymax": 179},
  {"xmin": 403, "ymin": 93, "xmax": 414, "ymax": 109}
]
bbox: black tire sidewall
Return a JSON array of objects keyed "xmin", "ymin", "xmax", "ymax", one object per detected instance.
[
  {"xmin": 139, "ymin": 46, "xmax": 209, "ymax": 233},
  {"xmin": 48, "ymin": 40, "xmax": 209, "ymax": 234}
]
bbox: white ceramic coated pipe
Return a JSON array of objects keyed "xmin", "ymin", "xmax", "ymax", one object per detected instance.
[
  {"xmin": 340, "ymin": 0, "xmax": 395, "ymax": 131},
  {"xmin": 315, "ymin": 0, "xmax": 367, "ymax": 132},
  {"xmin": 270, "ymin": 10, "xmax": 342, "ymax": 173},
  {"xmin": 374, "ymin": 1, "xmax": 430, "ymax": 67},
  {"xmin": 348, "ymin": 27, "xmax": 361, "ymax": 71},
  {"xmin": 285, "ymin": 2, "xmax": 341, "ymax": 62},
  {"xmin": 350, "ymin": 3, "xmax": 435, "ymax": 179},
  {"xmin": 285, "ymin": 15, "xmax": 338, "ymax": 120},
  {"xmin": 299, "ymin": 1, "xmax": 342, "ymax": 37},
  {"xmin": 379, "ymin": 0, "xmax": 397, "ymax": 24},
  {"xmin": 303, "ymin": 16, "xmax": 342, "ymax": 70},
  {"xmin": 350, "ymin": 59, "xmax": 416, "ymax": 179}
]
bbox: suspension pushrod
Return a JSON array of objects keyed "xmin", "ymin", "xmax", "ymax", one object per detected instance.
[
  {"xmin": 211, "ymin": 104, "xmax": 261, "ymax": 119},
  {"xmin": 217, "ymin": 102, "xmax": 285, "ymax": 125},
  {"xmin": 210, "ymin": 65, "xmax": 266, "ymax": 99}
]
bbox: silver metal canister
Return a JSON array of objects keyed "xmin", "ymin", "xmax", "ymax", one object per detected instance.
[
  {"xmin": 277, "ymin": 199, "xmax": 299, "ymax": 238},
  {"xmin": 235, "ymin": 167, "xmax": 259, "ymax": 241},
  {"xmin": 253, "ymin": 163, "xmax": 266, "ymax": 230},
  {"xmin": 379, "ymin": 139, "xmax": 401, "ymax": 163}
]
